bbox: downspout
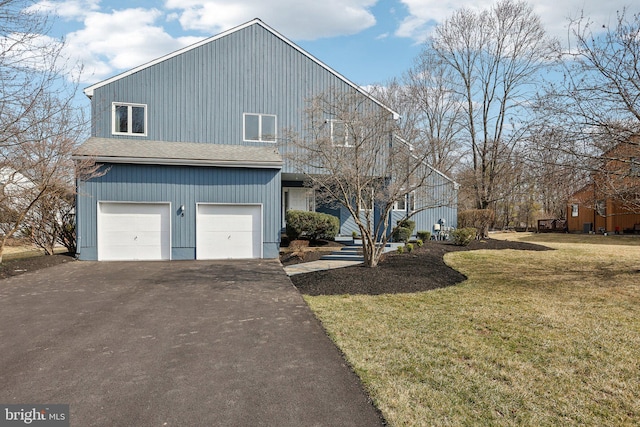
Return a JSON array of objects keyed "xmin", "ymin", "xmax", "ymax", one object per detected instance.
[{"xmin": 75, "ymin": 171, "xmax": 81, "ymax": 258}]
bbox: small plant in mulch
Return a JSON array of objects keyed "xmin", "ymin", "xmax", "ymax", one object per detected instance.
[
  {"xmin": 416, "ymin": 239, "xmax": 423, "ymax": 248},
  {"xmin": 397, "ymin": 245, "xmax": 405, "ymax": 254},
  {"xmin": 451, "ymin": 227, "xmax": 477, "ymax": 246},
  {"xmin": 417, "ymin": 231, "xmax": 431, "ymax": 242},
  {"xmin": 406, "ymin": 243, "xmax": 414, "ymax": 253}
]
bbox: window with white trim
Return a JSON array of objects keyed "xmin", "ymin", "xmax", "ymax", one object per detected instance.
[
  {"xmin": 394, "ymin": 192, "xmax": 415, "ymax": 212},
  {"xmin": 353, "ymin": 188, "xmax": 374, "ymax": 211},
  {"xmin": 112, "ymin": 103, "xmax": 146, "ymax": 136},
  {"xmin": 330, "ymin": 120, "xmax": 349, "ymax": 147},
  {"xmin": 244, "ymin": 113, "xmax": 277, "ymax": 142},
  {"xmin": 571, "ymin": 204, "xmax": 579, "ymax": 217}
]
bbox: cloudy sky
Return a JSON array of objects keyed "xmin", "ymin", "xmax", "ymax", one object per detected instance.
[{"xmin": 33, "ymin": 0, "xmax": 636, "ymax": 88}]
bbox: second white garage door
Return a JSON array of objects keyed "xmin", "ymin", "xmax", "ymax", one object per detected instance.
[{"xmin": 196, "ymin": 204, "xmax": 262, "ymax": 259}]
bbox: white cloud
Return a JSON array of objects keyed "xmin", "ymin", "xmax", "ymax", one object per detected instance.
[
  {"xmin": 396, "ymin": 0, "xmax": 637, "ymax": 43},
  {"xmin": 164, "ymin": 0, "xmax": 378, "ymax": 40},
  {"xmin": 29, "ymin": 0, "xmax": 380, "ymax": 84},
  {"xmin": 27, "ymin": 0, "xmax": 100, "ymax": 20},
  {"xmin": 61, "ymin": 8, "xmax": 202, "ymax": 83}
]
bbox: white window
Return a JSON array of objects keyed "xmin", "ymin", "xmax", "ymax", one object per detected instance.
[
  {"xmin": 571, "ymin": 204, "xmax": 579, "ymax": 217},
  {"xmin": 394, "ymin": 192, "xmax": 415, "ymax": 212},
  {"xmin": 112, "ymin": 103, "xmax": 146, "ymax": 136},
  {"xmin": 244, "ymin": 113, "xmax": 277, "ymax": 142},
  {"xmin": 330, "ymin": 120, "xmax": 349, "ymax": 147},
  {"xmin": 353, "ymin": 188, "xmax": 374, "ymax": 211}
]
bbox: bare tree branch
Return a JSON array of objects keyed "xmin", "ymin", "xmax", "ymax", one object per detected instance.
[{"xmin": 283, "ymin": 89, "xmax": 457, "ymax": 267}]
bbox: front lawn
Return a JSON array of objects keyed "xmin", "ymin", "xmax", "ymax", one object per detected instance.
[{"xmin": 303, "ymin": 234, "xmax": 640, "ymax": 426}]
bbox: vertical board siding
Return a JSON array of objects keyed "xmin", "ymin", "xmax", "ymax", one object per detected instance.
[
  {"xmin": 82, "ymin": 21, "xmax": 457, "ymax": 252},
  {"xmin": 77, "ymin": 163, "xmax": 281, "ymax": 259},
  {"xmin": 89, "ymin": 23, "xmax": 379, "ymax": 175}
]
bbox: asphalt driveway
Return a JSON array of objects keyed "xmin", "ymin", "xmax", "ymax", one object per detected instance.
[{"xmin": 0, "ymin": 260, "xmax": 384, "ymax": 426}]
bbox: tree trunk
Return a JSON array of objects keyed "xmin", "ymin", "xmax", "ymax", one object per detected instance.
[{"xmin": 0, "ymin": 237, "xmax": 5, "ymax": 264}]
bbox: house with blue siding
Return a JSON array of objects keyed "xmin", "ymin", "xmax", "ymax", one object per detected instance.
[{"xmin": 73, "ymin": 18, "xmax": 457, "ymax": 261}]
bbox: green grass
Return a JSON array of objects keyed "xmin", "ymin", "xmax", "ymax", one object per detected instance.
[{"xmin": 305, "ymin": 234, "xmax": 640, "ymax": 426}]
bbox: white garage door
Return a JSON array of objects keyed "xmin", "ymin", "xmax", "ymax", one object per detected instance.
[
  {"xmin": 98, "ymin": 202, "xmax": 171, "ymax": 261},
  {"xmin": 197, "ymin": 204, "xmax": 262, "ymax": 259}
]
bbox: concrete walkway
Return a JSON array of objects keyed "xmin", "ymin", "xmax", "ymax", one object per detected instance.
[
  {"xmin": 284, "ymin": 240, "xmax": 403, "ymax": 276},
  {"xmin": 284, "ymin": 258, "xmax": 364, "ymax": 275}
]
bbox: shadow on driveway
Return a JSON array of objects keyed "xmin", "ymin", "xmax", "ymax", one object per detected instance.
[{"xmin": 0, "ymin": 260, "xmax": 384, "ymax": 426}]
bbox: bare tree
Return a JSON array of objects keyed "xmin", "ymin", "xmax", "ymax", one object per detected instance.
[
  {"xmin": 0, "ymin": 92, "xmax": 99, "ymax": 262},
  {"xmin": 535, "ymin": 8, "xmax": 640, "ymax": 212},
  {"xmin": 426, "ymin": 0, "xmax": 557, "ymax": 209},
  {"xmin": 0, "ymin": 0, "xmax": 76, "ymax": 148},
  {"xmin": 522, "ymin": 127, "xmax": 592, "ymax": 218},
  {"xmin": 369, "ymin": 53, "xmax": 464, "ymax": 178},
  {"xmin": 285, "ymin": 89, "xmax": 456, "ymax": 267},
  {"xmin": 403, "ymin": 50, "xmax": 465, "ymax": 176},
  {"xmin": 0, "ymin": 0, "xmax": 99, "ymax": 262}
]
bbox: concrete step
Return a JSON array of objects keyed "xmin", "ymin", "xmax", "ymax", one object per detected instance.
[
  {"xmin": 332, "ymin": 248, "xmax": 362, "ymax": 255},
  {"xmin": 319, "ymin": 240, "xmax": 401, "ymax": 261},
  {"xmin": 320, "ymin": 254, "xmax": 365, "ymax": 261}
]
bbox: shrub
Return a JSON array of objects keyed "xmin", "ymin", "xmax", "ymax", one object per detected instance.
[
  {"xmin": 458, "ymin": 209, "xmax": 495, "ymax": 238},
  {"xmin": 398, "ymin": 219, "xmax": 416, "ymax": 232},
  {"xmin": 392, "ymin": 226, "xmax": 412, "ymax": 242},
  {"xmin": 392, "ymin": 219, "xmax": 416, "ymax": 242},
  {"xmin": 451, "ymin": 227, "xmax": 477, "ymax": 246},
  {"xmin": 396, "ymin": 245, "xmax": 405, "ymax": 254},
  {"xmin": 285, "ymin": 210, "xmax": 339, "ymax": 241},
  {"xmin": 417, "ymin": 231, "xmax": 431, "ymax": 242},
  {"xmin": 406, "ymin": 243, "xmax": 414, "ymax": 253},
  {"xmin": 416, "ymin": 239, "xmax": 423, "ymax": 248}
]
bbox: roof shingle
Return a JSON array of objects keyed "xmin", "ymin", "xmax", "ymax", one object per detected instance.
[{"xmin": 73, "ymin": 137, "xmax": 282, "ymax": 169}]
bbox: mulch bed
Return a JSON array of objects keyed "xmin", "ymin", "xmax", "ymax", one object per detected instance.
[
  {"xmin": 1, "ymin": 239, "xmax": 550, "ymax": 297},
  {"xmin": 0, "ymin": 253, "xmax": 76, "ymax": 280},
  {"xmin": 289, "ymin": 238, "xmax": 551, "ymax": 296}
]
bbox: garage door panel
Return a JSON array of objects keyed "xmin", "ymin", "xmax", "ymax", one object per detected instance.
[
  {"xmin": 196, "ymin": 204, "xmax": 262, "ymax": 260},
  {"xmin": 98, "ymin": 202, "xmax": 171, "ymax": 261},
  {"xmin": 202, "ymin": 214, "xmax": 254, "ymax": 232}
]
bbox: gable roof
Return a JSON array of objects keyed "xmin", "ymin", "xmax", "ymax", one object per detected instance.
[
  {"xmin": 392, "ymin": 135, "xmax": 459, "ymax": 188},
  {"xmin": 73, "ymin": 137, "xmax": 282, "ymax": 169},
  {"xmin": 83, "ymin": 18, "xmax": 399, "ymax": 120}
]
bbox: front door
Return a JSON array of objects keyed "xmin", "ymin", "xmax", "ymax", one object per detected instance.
[{"xmin": 283, "ymin": 188, "xmax": 314, "ymax": 226}]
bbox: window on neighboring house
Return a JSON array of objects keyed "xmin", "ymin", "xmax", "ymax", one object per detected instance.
[
  {"xmin": 571, "ymin": 204, "xmax": 579, "ymax": 217},
  {"xmin": 244, "ymin": 113, "xmax": 277, "ymax": 142},
  {"xmin": 112, "ymin": 103, "xmax": 146, "ymax": 135},
  {"xmin": 596, "ymin": 200, "xmax": 606, "ymax": 217},
  {"xmin": 394, "ymin": 192, "xmax": 415, "ymax": 212}
]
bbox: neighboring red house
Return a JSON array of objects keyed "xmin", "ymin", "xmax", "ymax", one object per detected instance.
[{"xmin": 567, "ymin": 138, "xmax": 640, "ymax": 233}]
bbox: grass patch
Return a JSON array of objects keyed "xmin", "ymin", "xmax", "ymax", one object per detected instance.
[{"xmin": 305, "ymin": 235, "xmax": 640, "ymax": 426}]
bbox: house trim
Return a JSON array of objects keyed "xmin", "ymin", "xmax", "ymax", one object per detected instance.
[{"xmin": 77, "ymin": 156, "xmax": 283, "ymax": 169}]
